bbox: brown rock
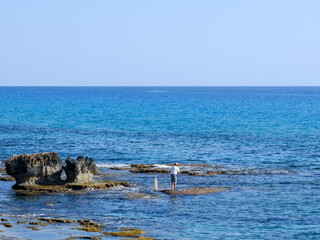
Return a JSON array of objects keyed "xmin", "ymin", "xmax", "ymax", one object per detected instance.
[{"xmin": 3, "ymin": 222, "xmax": 13, "ymax": 227}]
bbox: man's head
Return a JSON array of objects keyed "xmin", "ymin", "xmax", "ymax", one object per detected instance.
[{"xmin": 175, "ymin": 162, "xmax": 179, "ymax": 166}]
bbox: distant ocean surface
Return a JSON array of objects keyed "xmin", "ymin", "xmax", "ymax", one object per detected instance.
[{"xmin": 0, "ymin": 87, "xmax": 320, "ymax": 239}]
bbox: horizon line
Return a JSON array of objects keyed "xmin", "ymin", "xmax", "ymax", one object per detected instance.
[{"xmin": 1, "ymin": 85, "xmax": 320, "ymax": 87}]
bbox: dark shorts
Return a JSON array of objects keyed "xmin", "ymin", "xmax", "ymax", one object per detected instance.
[{"xmin": 171, "ymin": 174, "xmax": 177, "ymax": 183}]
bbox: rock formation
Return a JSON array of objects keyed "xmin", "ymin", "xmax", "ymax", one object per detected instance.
[
  {"xmin": 5, "ymin": 152, "xmax": 63, "ymax": 186},
  {"xmin": 64, "ymin": 156, "xmax": 99, "ymax": 183}
]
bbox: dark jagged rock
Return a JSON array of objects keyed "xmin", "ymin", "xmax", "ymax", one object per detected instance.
[
  {"xmin": 64, "ymin": 156, "xmax": 99, "ymax": 183},
  {"xmin": 5, "ymin": 152, "xmax": 63, "ymax": 186}
]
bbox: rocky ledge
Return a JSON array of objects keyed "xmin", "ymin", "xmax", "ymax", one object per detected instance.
[
  {"xmin": 12, "ymin": 180, "xmax": 130, "ymax": 194},
  {"xmin": 4, "ymin": 152, "xmax": 130, "ymax": 194},
  {"xmin": 113, "ymin": 164, "xmax": 228, "ymax": 176}
]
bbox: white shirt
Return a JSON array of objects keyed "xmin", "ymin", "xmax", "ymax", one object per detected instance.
[{"xmin": 171, "ymin": 166, "xmax": 180, "ymax": 175}]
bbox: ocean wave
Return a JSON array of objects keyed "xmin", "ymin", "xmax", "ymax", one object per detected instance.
[
  {"xmin": 152, "ymin": 164, "xmax": 171, "ymax": 169},
  {"xmin": 1, "ymin": 213, "xmax": 46, "ymax": 219},
  {"xmin": 96, "ymin": 163, "xmax": 130, "ymax": 169},
  {"xmin": 230, "ymin": 167, "xmax": 292, "ymax": 175}
]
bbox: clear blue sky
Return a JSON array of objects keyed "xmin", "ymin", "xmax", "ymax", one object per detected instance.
[{"xmin": 0, "ymin": 1, "xmax": 319, "ymax": 86}]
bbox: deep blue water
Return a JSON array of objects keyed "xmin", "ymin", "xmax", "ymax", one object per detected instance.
[{"xmin": 0, "ymin": 87, "xmax": 320, "ymax": 239}]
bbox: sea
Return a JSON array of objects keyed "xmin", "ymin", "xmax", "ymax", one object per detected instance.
[{"xmin": 0, "ymin": 87, "xmax": 319, "ymax": 239}]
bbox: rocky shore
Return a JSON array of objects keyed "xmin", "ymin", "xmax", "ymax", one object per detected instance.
[
  {"xmin": 0, "ymin": 152, "xmax": 232, "ymax": 239},
  {"xmin": 0, "ymin": 215, "xmax": 156, "ymax": 240},
  {"xmin": 3, "ymin": 152, "xmax": 130, "ymax": 195}
]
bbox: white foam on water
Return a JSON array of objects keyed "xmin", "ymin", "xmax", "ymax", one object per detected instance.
[
  {"xmin": 231, "ymin": 167, "xmax": 291, "ymax": 175},
  {"xmin": 96, "ymin": 163, "xmax": 130, "ymax": 169},
  {"xmin": 2, "ymin": 213, "xmax": 46, "ymax": 218},
  {"xmin": 109, "ymin": 185, "xmax": 127, "ymax": 191},
  {"xmin": 152, "ymin": 164, "xmax": 171, "ymax": 169}
]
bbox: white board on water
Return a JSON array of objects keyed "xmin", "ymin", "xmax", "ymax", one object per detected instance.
[{"xmin": 154, "ymin": 177, "xmax": 158, "ymax": 191}]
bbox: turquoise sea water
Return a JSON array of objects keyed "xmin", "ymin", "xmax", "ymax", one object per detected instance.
[{"xmin": 0, "ymin": 87, "xmax": 320, "ymax": 239}]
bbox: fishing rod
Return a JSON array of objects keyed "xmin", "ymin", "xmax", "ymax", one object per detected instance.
[
  {"xmin": 184, "ymin": 104, "xmax": 240, "ymax": 164},
  {"xmin": 154, "ymin": 104, "xmax": 240, "ymax": 191}
]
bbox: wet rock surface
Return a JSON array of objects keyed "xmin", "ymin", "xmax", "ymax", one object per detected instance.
[
  {"xmin": 12, "ymin": 180, "xmax": 130, "ymax": 194},
  {"xmin": 5, "ymin": 152, "xmax": 63, "ymax": 186},
  {"xmin": 115, "ymin": 163, "xmax": 230, "ymax": 176},
  {"xmin": 0, "ymin": 215, "xmax": 157, "ymax": 240},
  {"xmin": 65, "ymin": 156, "xmax": 99, "ymax": 183}
]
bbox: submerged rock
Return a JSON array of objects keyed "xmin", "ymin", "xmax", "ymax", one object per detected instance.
[
  {"xmin": 26, "ymin": 226, "xmax": 40, "ymax": 231},
  {"xmin": 126, "ymin": 193, "xmax": 154, "ymax": 199},
  {"xmin": 160, "ymin": 187, "xmax": 229, "ymax": 195},
  {"xmin": 64, "ymin": 156, "xmax": 99, "ymax": 183},
  {"xmin": 5, "ymin": 152, "xmax": 63, "ymax": 186}
]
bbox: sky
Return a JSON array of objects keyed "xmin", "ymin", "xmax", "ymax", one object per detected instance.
[{"xmin": 0, "ymin": 1, "xmax": 319, "ymax": 86}]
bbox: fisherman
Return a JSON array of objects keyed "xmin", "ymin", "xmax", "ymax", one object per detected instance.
[{"xmin": 171, "ymin": 162, "xmax": 180, "ymax": 190}]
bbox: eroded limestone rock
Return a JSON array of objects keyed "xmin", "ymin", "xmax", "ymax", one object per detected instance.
[
  {"xmin": 5, "ymin": 152, "xmax": 63, "ymax": 186},
  {"xmin": 64, "ymin": 156, "xmax": 99, "ymax": 183}
]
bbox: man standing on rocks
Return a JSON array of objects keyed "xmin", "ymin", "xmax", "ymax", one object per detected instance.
[{"xmin": 171, "ymin": 162, "xmax": 180, "ymax": 190}]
